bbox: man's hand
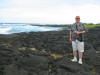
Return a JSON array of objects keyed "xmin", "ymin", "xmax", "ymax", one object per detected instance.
[
  {"xmin": 69, "ymin": 38, "xmax": 72, "ymax": 43},
  {"xmin": 75, "ymin": 31, "xmax": 81, "ymax": 35},
  {"xmin": 75, "ymin": 31, "xmax": 86, "ymax": 34}
]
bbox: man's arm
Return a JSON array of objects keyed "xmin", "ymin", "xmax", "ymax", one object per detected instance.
[
  {"xmin": 78, "ymin": 30, "xmax": 86, "ymax": 34},
  {"xmin": 69, "ymin": 30, "xmax": 72, "ymax": 43},
  {"xmin": 75, "ymin": 30, "xmax": 86, "ymax": 35},
  {"xmin": 76, "ymin": 24, "xmax": 86, "ymax": 34}
]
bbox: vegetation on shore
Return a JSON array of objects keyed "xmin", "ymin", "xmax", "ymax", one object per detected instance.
[{"xmin": 85, "ymin": 24, "xmax": 100, "ymax": 28}]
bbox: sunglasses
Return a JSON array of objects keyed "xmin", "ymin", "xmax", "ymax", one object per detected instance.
[{"xmin": 76, "ymin": 18, "xmax": 80, "ymax": 19}]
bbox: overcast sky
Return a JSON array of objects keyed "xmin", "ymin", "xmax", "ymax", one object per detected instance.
[{"xmin": 0, "ymin": 0, "xmax": 100, "ymax": 24}]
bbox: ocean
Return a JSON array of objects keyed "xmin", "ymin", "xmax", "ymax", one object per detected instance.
[{"xmin": 0, "ymin": 24, "xmax": 61, "ymax": 34}]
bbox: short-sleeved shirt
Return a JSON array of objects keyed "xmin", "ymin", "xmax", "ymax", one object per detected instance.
[{"xmin": 70, "ymin": 22, "xmax": 86, "ymax": 41}]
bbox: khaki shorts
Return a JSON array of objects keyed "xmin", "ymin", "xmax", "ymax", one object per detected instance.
[{"xmin": 72, "ymin": 39, "xmax": 84, "ymax": 52}]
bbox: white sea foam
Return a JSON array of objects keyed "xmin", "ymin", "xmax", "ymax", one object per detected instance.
[
  {"xmin": 0, "ymin": 27, "xmax": 12, "ymax": 34},
  {"xmin": 23, "ymin": 25, "xmax": 58, "ymax": 31},
  {"xmin": 0, "ymin": 24, "xmax": 60, "ymax": 34},
  {"xmin": 39, "ymin": 27, "xmax": 54, "ymax": 31}
]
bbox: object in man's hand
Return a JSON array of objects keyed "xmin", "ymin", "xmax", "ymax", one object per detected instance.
[{"xmin": 77, "ymin": 34, "xmax": 83, "ymax": 42}]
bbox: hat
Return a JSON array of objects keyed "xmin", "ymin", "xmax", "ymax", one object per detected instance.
[{"xmin": 76, "ymin": 16, "xmax": 80, "ymax": 19}]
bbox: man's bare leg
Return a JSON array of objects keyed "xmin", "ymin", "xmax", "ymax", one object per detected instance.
[
  {"xmin": 78, "ymin": 52, "xmax": 83, "ymax": 64},
  {"xmin": 71, "ymin": 50, "xmax": 77, "ymax": 62},
  {"xmin": 79, "ymin": 52, "xmax": 83, "ymax": 59},
  {"xmin": 73, "ymin": 50, "xmax": 77, "ymax": 57}
]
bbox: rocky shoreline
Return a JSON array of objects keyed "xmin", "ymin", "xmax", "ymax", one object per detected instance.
[{"xmin": 0, "ymin": 27, "xmax": 100, "ymax": 75}]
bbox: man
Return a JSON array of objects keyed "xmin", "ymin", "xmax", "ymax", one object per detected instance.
[{"xmin": 69, "ymin": 16, "xmax": 86, "ymax": 64}]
